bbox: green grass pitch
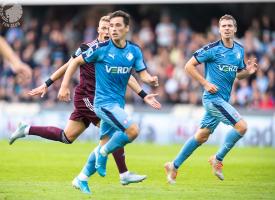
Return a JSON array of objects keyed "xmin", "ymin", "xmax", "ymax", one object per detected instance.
[{"xmin": 0, "ymin": 140, "xmax": 275, "ymax": 200}]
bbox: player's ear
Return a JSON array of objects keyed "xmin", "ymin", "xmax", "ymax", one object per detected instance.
[{"xmin": 125, "ymin": 25, "xmax": 129, "ymax": 32}]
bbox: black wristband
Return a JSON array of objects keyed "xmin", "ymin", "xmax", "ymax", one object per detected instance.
[
  {"xmin": 138, "ymin": 90, "xmax": 148, "ymax": 99},
  {"xmin": 45, "ymin": 78, "xmax": 54, "ymax": 87}
]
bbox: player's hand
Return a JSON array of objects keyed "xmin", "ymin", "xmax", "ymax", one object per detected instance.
[
  {"xmin": 144, "ymin": 93, "xmax": 161, "ymax": 110},
  {"xmin": 149, "ymin": 76, "xmax": 159, "ymax": 87},
  {"xmin": 204, "ymin": 82, "xmax": 218, "ymax": 93},
  {"xmin": 28, "ymin": 83, "xmax": 48, "ymax": 98},
  {"xmin": 14, "ymin": 62, "xmax": 32, "ymax": 85},
  {"xmin": 58, "ymin": 86, "xmax": 71, "ymax": 102},
  {"xmin": 246, "ymin": 57, "xmax": 258, "ymax": 75}
]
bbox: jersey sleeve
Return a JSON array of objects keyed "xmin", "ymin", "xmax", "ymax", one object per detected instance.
[
  {"xmin": 134, "ymin": 47, "xmax": 147, "ymax": 72},
  {"xmin": 82, "ymin": 43, "xmax": 102, "ymax": 64},
  {"xmin": 71, "ymin": 44, "xmax": 90, "ymax": 58},
  {"xmin": 238, "ymin": 48, "xmax": 246, "ymax": 70},
  {"xmin": 193, "ymin": 46, "xmax": 214, "ymax": 64}
]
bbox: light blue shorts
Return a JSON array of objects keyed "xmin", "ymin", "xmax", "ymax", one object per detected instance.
[
  {"xmin": 95, "ymin": 104, "xmax": 133, "ymax": 139},
  {"xmin": 200, "ymin": 97, "xmax": 242, "ymax": 133}
]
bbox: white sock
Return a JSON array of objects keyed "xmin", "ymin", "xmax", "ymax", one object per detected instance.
[
  {"xmin": 24, "ymin": 125, "xmax": 30, "ymax": 135},
  {"xmin": 78, "ymin": 172, "xmax": 89, "ymax": 181},
  {"xmin": 119, "ymin": 171, "xmax": 129, "ymax": 179}
]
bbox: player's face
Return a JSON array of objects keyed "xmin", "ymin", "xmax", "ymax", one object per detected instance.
[
  {"xmin": 98, "ymin": 21, "xmax": 110, "ymax": 42},
  {"xmin": 109, "ymin": 17, "xmax": 129, "ymax": 41},
  {"xmin": 219, "ymin": 19, "xmax": 236, "ymax": 40}
]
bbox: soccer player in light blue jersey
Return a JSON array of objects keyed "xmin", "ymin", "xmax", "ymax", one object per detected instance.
[
  {"xmin": 165, "ymin": 14, "xmax": 258, "ymax": 183},
  {"xmin": 58, "ymin": 10, "xmax": 160, "ymax": 194}
]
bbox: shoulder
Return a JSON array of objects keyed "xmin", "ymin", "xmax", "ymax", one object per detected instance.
[
  {"xmin": 78, "ymin": 39, "xmax": 99, "ymax": 52},
  {"xmin": 86, "ymin": 40, "xmax": 110, "ymax": 54},
  {"xmin": 98, "ymin": 40, "xmax": 110, "ymax": 48},
  {"xmin": 202, "ymin": 40, "xmax": 220, "ymax": 51},
  {"xmin": 86, "ymin": 39, "xmax": 99, "ymax": 48},
  {"xmin": 234, "ymin": 41, "xmax": 245, "ymax": 52},
  {"xmin": 234, "ymin": 41, "xmax": 244, "ymax": 48}
]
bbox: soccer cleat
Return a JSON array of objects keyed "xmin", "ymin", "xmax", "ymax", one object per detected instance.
[
  {"xmin": 208, "ymin": 155, "xmax": 224, "ymax": 181},
  {"xmin": 95, "ymin": 147, "xmax": 108, "ymax": 177},
  {"xmin": 120, "ymin": 172, "xmax": 147, "ymax": 185},
  {"xmin": 164, "ymin": 162, "xmax": 178, "ymax": 184},
  {"xmin": 72, "ymin": 177, "xmax": 91, "ymax": 194},
  {"xmin": 9, "ymin": 122, "xmax": 28, "ymax": 145}
]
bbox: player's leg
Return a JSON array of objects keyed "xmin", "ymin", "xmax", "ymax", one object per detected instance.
[
  {"xmin": 63, "ymin": 120, "xmax": 87, "ymax": 142},
  {"xmin": 95, "ymin": 117, "xmax": 146, "ymax": 183},
  {"xmin": 9, "ymin": 123, "xmax": 66, "ymax": 145},
  {"xmin": 165, "ymin": 101, "xmax": 219, "ymax": 184},
  {"xmin": 112, "ymin": 147, "xmax": 147, "ymax": 185},
  {"xmin": 86, "ymin": 108, "xmax": 145, "ymax": 183},
  {"xmin": 213, "ymin": 100, "xmax": 247, "ymax": 162},
  {"xmin": 94, "ymin": 105, "xmax": 139, "ymax": 177},
  {"xmin": 208, "ymin": 98, "xmax": 246, "ymax": 180},
  {"xmin": 9, "ymin": 119, "xmax": 86, "ymax": 145},
  {"xmin": 98, "ymin": 108, "xmax": 138, "ymax": 155},
  {"xmin": 164, "ymin": 126, "xmax": 213, "ymax": 184},
  {"xmin": 72, "ymin": 134, "xmax": 110, "ymax": 194}
]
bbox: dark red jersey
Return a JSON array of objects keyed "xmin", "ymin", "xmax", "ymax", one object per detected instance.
[
  {"xmin": 69, "ymin": 39, "xmax": 100, "ymax": 127},
  {"xmin": 71, "ymin": 39, "xmax": 98, "ymax": 100}
]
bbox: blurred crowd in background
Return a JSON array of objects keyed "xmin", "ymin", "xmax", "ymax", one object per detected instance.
[{"xmin": 0, "ymin": 5, "xmax": 274, "ymax": 109}]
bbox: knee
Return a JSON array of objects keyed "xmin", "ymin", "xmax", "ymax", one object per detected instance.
[
  {"xmin": 194, "ymin": 129, "xmax": 210, "ymax": 144},
  {"xmin": 64, "ymin": 132, "xmax": 76, "ymax": 144},
  {"xmin": 235, "ymin": 120, "xmax": 247, "ymax": 135},
  {"xmin": 195, "ymin": 135, "xmax": 209, "ymax": 144},
  {"xmin": 126, "ymin": 124, "xmax": 139, "ymax": 140}
]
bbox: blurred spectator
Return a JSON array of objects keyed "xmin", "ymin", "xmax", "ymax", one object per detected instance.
[{"xmin": 155, "ymin": 13, "xmax": 176, "ymax": 48}]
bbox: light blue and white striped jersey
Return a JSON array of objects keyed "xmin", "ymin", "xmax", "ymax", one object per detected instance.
[
  {"xmin": 194, "ymin": 40, "xmax": 246, "ymax": 102},
  {"xmin": 82, "ymin": 39, "xmax": 147, "ymax": 107}
]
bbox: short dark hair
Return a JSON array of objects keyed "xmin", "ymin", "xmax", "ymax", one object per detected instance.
[
  {"xmin": 219, "ymin": 14, "xmax": 237, "ymax": 27},
  {"xmin": 109, "ymin": 10, "xmax": 130, "ymax": 26}
]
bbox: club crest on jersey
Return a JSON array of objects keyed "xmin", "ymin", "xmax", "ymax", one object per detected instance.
[
  {"xmin": 126, "ymin": 52, "xmax": 134, "ymax": 61},
  {"xmin": 105, "ymin": 65, "xmax": 132, "ymax": 74},
  {"xmin": 218, "ymin": 64, "xmax": 238, "ymax": 72},
  {"xmin": 236, "ymin": 52, "xmax": 241, "ymax": 59}
]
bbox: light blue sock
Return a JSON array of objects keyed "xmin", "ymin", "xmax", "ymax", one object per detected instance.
[
  {"xmin": 173, "ymin": 137, "xmax": 201, "ymax": 169},
  {"xmin": 101, "ymin": 131, "xmax": 131, "ymax": 155},
  {"xmin": 216, "ymin": 129, "xmax": 243, "ymax": 161},
  {"xmin": 81, "ymin": 147, "xmax": 98, "ymax": 177}
]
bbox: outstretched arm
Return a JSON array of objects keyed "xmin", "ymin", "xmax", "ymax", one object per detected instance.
[
  {"xmin": 0, "ymin": 36, "xmax": 32, "ymax": 83},
  {"xmin": 128, "ymin": 75, "xmax": 161, "ymax": 109},
  {"xmin": 237, "ymin": 58, "xmax": 258, "ymax": 80},
  {"xmin": 58, "ymin": 55, "xmax": 85, "ymax": 102},
  {"xmin": 185, "ymin": 56, "xmax": 218, "ymax": 94},
  {"xmin": 28, "ymin": 58, "xmax": 73, "ymax": 97},
  {"xmin": 139, "ymin": 70, "xmax": 159, "ymax": 87}
]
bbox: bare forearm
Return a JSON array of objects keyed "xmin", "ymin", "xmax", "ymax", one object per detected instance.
[
  {"xmin": 185, "ymin": 63, "xmax": 207, "ymax": 86},
  {"xmin": 236, "ymin": 70, "xmax": 250, "ymax": 80},
  {"xmin": 0, "ymin": 37, "xmax": 21, "ymax": 68},
  {"xmin": 128, "ymin": 75, "xmax": 142, "ymax": 94},
  {"xmin": 140, "ymin": 71, "xmax": 151, "ymax": 84},
  {"xmin": 61, "ymin": 57, "xmax": 83, "ymax": 88}
]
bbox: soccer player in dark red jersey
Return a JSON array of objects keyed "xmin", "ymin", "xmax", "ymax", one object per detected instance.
[{"xmin": 10, "ymin": 16, "xmax": 159, "ymax": 186}]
